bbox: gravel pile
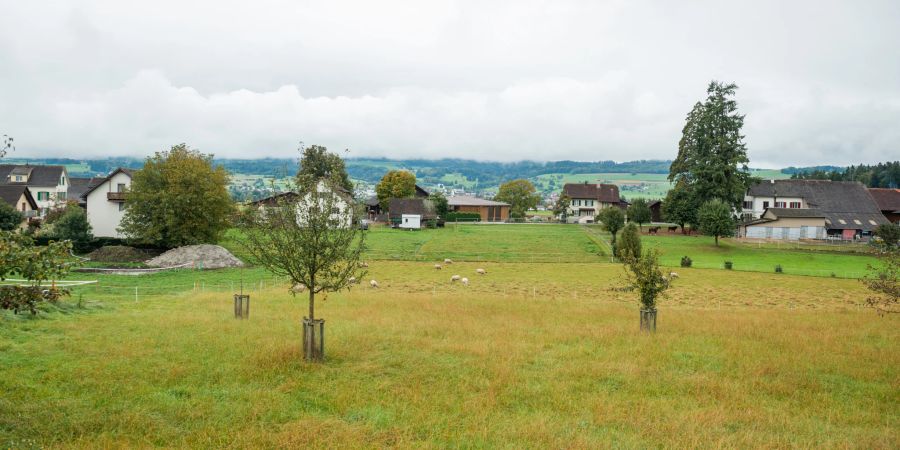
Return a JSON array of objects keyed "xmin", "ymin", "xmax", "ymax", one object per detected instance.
[{"xmin": 147, "ymin": 245, "xmax": 244, "ymax": 269}]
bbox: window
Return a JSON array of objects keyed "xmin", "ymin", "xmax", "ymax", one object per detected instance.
[
  {"xmin": 117, "ymin": 183, "xmax": 126, "ymax": 192},
  {"xmin": 14, "ymin": 176, "xmax": 22, "ymax": 182},
  {"xmin": 869, "ymin": 220, "xmax": 878, "ymax": 226},
  {"xmin": 763, "ymin": 201, "xmax": 770, "ymax": 209},
  {"xmin": 742, "ymin": 201, "xmax": 752, "ymax": 209},
  {"xmin": 774, "ymin": 201, "xmax": 786, "ymax": 208},
  {"xmin": 59, "ymin": 175, "xmax": 66, "ymax": 185},
  {"xmin": 58, "ymin": 192, "xmax": 66, "ymax": 200},
  {"xmin": 20, "ymin": 203, "xmax": 25, "ymax": 211},
  {"xmin": 118, "ymin": 203, "xmax": 126, "ymax": 212},
  {"xmin": 853, "ymin": 219, "xmax": 862, "ymax": 225},
  {"xmin": 789, "ymin": 202, "xmax": 801, "ymax": 208},
  {"xmin": 838, "ymin": 219, "xmax": 846, "ymax": 225}
]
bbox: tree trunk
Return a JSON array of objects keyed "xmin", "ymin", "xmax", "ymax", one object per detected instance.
[
  {"xmin": 715, "ymin": 235, "xmax": 719, "ymax": 246},
  {"xmin": 308, "ymin": 289, "xmax": 315, "ymax": 321}
]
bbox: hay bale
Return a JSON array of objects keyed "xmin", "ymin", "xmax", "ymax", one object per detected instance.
[{"xmin": 147, "ymin": 245, "xmax": 244, "ymax": 269}]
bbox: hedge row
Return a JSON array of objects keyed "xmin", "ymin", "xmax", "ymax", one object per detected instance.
[
  {"xmin": 444, "ymin": 212, "xmax": 482, "ymax": 222},
  {"xmin": 31, "ymin": 236, "xmax": 167, "ymax": 254}
]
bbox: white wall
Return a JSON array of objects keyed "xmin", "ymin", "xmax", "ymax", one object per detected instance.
[
  {"xmin": 85, "ymin": 172, "xmax": 131, "ymax": 238},
  {"xmin": 742, "ymin": 195, "xmax": 806, "ymax": 219}
]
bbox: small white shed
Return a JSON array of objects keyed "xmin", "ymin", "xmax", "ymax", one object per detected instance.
[{"xmin": 399, "ymin": 214, "xmax": 422, "ymax": 229}]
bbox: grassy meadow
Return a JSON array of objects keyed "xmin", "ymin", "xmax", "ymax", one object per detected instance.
[
  {"xmin": 2, "ymin": 224, "xmax": 897, "ymax": 448},
  {"xmin": 1, "ymin": 262, "xmax": 897, "ymax": 448}
]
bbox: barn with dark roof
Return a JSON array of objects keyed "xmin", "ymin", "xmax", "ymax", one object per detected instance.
[{"xmin": 741, "ymin": 180, "xmax": 889, "ymax": 240}]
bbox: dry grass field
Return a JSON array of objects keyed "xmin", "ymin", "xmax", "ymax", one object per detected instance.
[{"xmin": 2, "ymin": 262, "xmax": 897, "ymax": 448}]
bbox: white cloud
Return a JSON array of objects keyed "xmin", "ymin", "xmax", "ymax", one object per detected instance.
[{"xmin": 1, "ymin": 0, "xmax": 899, "ymax": 166}]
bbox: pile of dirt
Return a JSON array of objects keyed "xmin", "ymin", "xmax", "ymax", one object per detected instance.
[
  {"xmin": 146, "ymin": 244, "xmax": 244, "ymax": 269},
  {"xmin": 87, "ymin": 246, "xmax": 160, "ymax": 263}
]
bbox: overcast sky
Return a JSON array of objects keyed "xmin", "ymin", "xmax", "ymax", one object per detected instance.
[{"xmin": 1, "ymin": 0, "xmax": 899, "ymax": 167}]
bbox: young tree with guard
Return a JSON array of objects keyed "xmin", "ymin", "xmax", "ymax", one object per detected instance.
[{"xmin": 238, "ymin": 174, "xmax": 366, "ymax": 361}]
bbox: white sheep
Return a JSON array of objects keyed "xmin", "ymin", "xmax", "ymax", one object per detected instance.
[
  {"xmin": 290, "ymin": 283, "xmax": 307, "ymax": 293},
  {"xmin": 669, "ymin": 272, "xmax": 679, "ymax": 279},
  {"xmin": 476, "ymin": 268, "xmax": 486, "ymax": 275},
  {"xmin": 434, "ymin": 264, "xmax": 442, "ymax": 270},
  {"xmin": 359, "ymin": 261, "xmax": 369, "ymax": 268},
  {"xmin": 349, "ymin": 276, "xmax": 357, "ymax": 284},
  {"xmin": 461, "ymin": 277, "xmax": 469, "ymax": 286},
  {"xmin": 444, "ymin": 258, "xmax": 453, "ymax": 264},
  {"xmin": 451, "ymin": 275, "xmax": 461, "ymax": 282},
  {"xmin": 369, "ymin": 279, "xmax": 379, "ymax": 288}
]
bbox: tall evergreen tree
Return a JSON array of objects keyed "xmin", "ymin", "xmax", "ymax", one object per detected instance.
[{"xmin": 669, "ymin": 81, "xmax": 755, "ymax": 210}]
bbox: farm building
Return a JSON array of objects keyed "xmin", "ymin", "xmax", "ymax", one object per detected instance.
[
  {"xmin": 648, "ymin": 200, "xmax": 662, "ymax": 222},
  {"xmin": 388, "ymin": 198, "xmax": 437, "ymax": 228},
  {"xmin": 868, "ymin": 188, "xmax": 900, "ymax": 223},
  {"xmin": 447, "ymin": 196, "xmax": 509, "ymax": 222},
  {"xmin": 560, "ymin": 182, "xmax": 620, "ymax": 223},
  {"xmin": 365, "ymin": 184, "xmax": 429, "ymax": 221},
  {"xmin": 740, "ymin": 180, "xmax": 889, "ymax": 240},
  {"xmin": 741, "ymin": 208, "xmax": 827, "ymax": 240},
  {"xmin": 68, "ymin": 176, "xmax": 104, "ymax": 207}
]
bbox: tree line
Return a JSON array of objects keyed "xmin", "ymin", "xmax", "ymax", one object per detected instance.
[{"xmin": 788, "ymin": 162, "xmax": 899, "ymax": 188}]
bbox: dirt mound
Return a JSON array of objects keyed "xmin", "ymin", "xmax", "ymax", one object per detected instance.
[
  {"xmin": 147, "ymin": 244, "xmax": 244, "ymax": 269},
  {"xmin": 87, "ymin": 246, "xmax": 160, "ymax": 263}
]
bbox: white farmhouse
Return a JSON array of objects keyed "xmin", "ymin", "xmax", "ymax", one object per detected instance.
[
  {"xmin": 250, "ymin": 180, "xmax": 355, "ymax": 228},
  {"xmin": 560, "ymin": 182, "xmax": 622, "ymax": 223},
  {"xmin": 81, "ymin": 168, "xmax": 133, "ymax": 238},
  {"xmin": 0, "ymin": 164, "xmax": 69, "ymax": 215}
]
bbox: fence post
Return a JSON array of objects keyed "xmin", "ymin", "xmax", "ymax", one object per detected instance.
[{"xmin": 135, "ymin": 286, "xmax": 138, "ymax": 302}]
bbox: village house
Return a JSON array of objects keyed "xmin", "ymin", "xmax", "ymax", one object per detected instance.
[
  {"xmin": 560, "ymin": 182, "xmax": 620, "ymax": 223},
  {"xmin": 0, "ymin": 164, "xmax": 69, "ymax": 215},
  {"xmin": 0, "ymin": 185, "xmax": 39, "ymax": 229},
  {"xmin": 740, "ymin": 179, "xmax": 889, "ymax": 240},
  {"xmin": 80, "ymin": 168, "xmax": 132, "ymax": 238},
  {"xmin": 868, "ymin": 188, "xmax": 900, "ymax": 223},
  {"xmin": 447, "ymin": 195, "xmax": 510, "ymax": 222}
]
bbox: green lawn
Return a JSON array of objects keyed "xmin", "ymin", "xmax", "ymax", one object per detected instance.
[{"xmin": 1, "ymin": 262, "xmax": 896, "ymax": 448}]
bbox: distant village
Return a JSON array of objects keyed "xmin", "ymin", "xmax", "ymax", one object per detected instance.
[{"xmin": 2, "ymin": 161, "xmax": 896, "ymax": 242}]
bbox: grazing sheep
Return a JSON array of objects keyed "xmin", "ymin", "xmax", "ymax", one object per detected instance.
[
  {"xmin": 290, "ymin": 283, "xmax": 307, "ymax": 293},
  {"xmin": 451, "ymin": 275, "xmax": 461, "ymax": 282},
  {"xmin": 434, "ymin": 264, "xmax": 442, "ymax": 270},
  {"xmin": 359, "ymin": 261, "xmax": 369, "ymax": 268},
  {"xmin": 444, "ymin": 258, "xmax": 453, "ymax": 264},
  {"xmin": 349, "ymin": 276, "xmax": 357, "ymax": 284},
  {"xmin": 369, "ymin": 279, "xmax": 379, "ymax": 288},
  {"xmin": 475, "ymin": 268, "xmax": 486, "ymax": 275},
  {"xmin": 669, "ymin": 272, "xmax": 679, "ymax": 279},
  {"xmin": 461, "ymin": 277, "xmax": 469, "ymax": 286}
]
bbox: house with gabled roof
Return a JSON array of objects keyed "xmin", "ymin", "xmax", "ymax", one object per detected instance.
[
  {"xmin": 560, "ymin": 182, "xmax": 620, "ymax": 223},
  {"xmin": 80, "ymin": 168, "xmax": 133, "ymax": 238},
  {"xmin": 740, "ymin": 179, "xmax": 889, "ymax": 240},
  {"xmin": 0, "ymin": 164, "xmax": 69, "ymax": 214},
  {"xmin": 0, "ymin": 185, "xmax": 39, "ymax": 228}
]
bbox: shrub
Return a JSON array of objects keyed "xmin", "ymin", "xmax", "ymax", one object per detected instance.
[
  {"xmin": 775, "ymin": 264, "xmax": 783, "ymax": 273},
  {"xmin": 52, "ymin": 207, "xmax": 93, "ymax": 247},
  {"xmin": 0, "ymin": 201, "xmax": 23, "ymax": 231},
  {"xmin": 445, "ymin": 212, "xmax": 481, "ymax": 222},
  {"xmin": 724, "ymin": 261, "xmax": 733, "ymax": 270},
  {"xmin": 680, "ymin": 256, "xmax": 692, "ymax": 268}
]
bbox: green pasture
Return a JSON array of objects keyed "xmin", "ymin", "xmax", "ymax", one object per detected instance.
[{"xmin": 1, "ymin": 261, "xmax": 896, "ymax": 448}]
